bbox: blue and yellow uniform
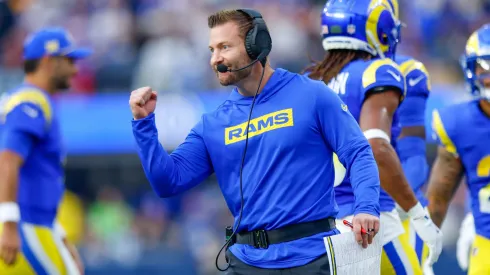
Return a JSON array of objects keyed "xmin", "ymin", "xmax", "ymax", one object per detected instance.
[
  {"xmin": 432, "ymin": 100, "xmax": 490, "ymax": 275},
  {"xmin": 0, "ymin": 84, "xmax": 73, "ymax": 275},
  {"xmin": 317, "ymin": 0, "xmax": 423, "ymax": 273},
  {"xmin": 393, "ymin": 55, "xmax": 432, "ymax": 269},
  {"xmin": 329, "ymin": 57, "xmax": 423, "ymax": 275}
]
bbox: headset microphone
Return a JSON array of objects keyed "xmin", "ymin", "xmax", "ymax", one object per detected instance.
[{"xmin": 216, "ymin": 51, "xmax": 270, "ymax": 73}]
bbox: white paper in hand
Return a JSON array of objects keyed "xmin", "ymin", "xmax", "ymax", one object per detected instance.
[{"xmin": 323, "ymin": 230, "xmax": 383, "ymax": 275}]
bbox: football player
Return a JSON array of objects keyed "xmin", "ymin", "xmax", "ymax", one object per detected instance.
[
  {"xmin": 427, "ymin": 23, "xmax": 490, "ymax": 275},
  {"xmin": 304, "ymin": 0, "xmax": 443, "ymax": 273}
]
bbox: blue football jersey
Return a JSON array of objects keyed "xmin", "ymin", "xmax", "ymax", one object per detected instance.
[
  {"xmin": 326, "ymin": 58, "xmax": 406, "ymax": 218},
  {"xmin": 0, "ymin": 84, "xmax": 65, "ymax": 226},
  {"xmin": 393, "ymin": 55, "xmax": 431, "ymax": 205},
  {"xmin": 432, "ymin": 100, "xmax": 490, "ymax": 239}
]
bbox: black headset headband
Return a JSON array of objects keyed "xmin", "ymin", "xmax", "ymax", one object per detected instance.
[{"xmin": 236, "ymin": 8, "xmax": 272, "ymax": 64}]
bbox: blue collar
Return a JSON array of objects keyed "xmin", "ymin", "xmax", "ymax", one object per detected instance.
[{"xmin": 227, "ymin": 68, "xmax": 290, "ymax": 103}]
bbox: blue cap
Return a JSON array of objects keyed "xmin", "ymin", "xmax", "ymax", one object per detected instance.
[{"xmin": 23, "ymin": 27, "xmax": 92, "ymax": 60}]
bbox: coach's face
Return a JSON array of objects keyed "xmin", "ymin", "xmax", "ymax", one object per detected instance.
[{"xmin": 209, "ymin": 21, "xmax": 253, "ymax": 86}]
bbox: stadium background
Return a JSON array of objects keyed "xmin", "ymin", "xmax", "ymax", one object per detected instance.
[{"xmin": 0, "ymin": 0, "xmax": 488, "ymax": 274}]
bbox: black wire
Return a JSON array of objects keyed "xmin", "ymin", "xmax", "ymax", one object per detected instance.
[{"xmin": 215, "ymin": 64, "xmax": 267, "ymax": 272}]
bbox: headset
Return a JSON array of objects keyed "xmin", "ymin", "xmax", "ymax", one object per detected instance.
[{"xmin": 214, "ymin": 8, "xmax": 272, "ymax": 272}]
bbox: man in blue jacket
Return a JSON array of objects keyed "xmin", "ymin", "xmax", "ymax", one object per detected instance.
[{"xmin": 130, "ymin": 8, "xmax": 381, "ymax": 274}]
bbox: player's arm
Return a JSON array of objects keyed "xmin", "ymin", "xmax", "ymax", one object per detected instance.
[
  {"xmin": 360, "ymin": 87, "xmax": 419, "ymax": 212},
  {"xmin": 0, "ymin": 97, "xmax": 49, "ymax": 265},
  {"xmin": 132, "ymin": 114, "xmax": 214, "ymax": 198},
  {"xmin": 426, "ymin": 147, "xmax": 463, "ymax": 227},
  {"xmin": 397, "ymin": 61, "xmax": 431, "ymax": 193},
  {"xmin": 426, "ymin": 110, "xmax": 464, "ymax": 227}
]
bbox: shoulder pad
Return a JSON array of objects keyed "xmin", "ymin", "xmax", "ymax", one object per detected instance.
[
  {"xmin": 0, "ymin": 88, "xmax": 52, "ymax": 124},
  {"xmin": 399, "ymin": 58, "xmax": 431, "ymax": 97},
  {"xmin": 361, "ymin": 58, "xmax": 406, "ymax": 97}
]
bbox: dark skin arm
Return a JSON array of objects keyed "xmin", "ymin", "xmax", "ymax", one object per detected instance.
[
  {"xmin": 359, "ymin": 90, "xmax": 419, "ymax": 211},
  {"xmin": 426, "ymin": 146, "xmax": 465, "ymax": 228}
]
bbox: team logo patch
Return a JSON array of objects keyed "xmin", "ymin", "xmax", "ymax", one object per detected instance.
[
  {"xmin": 224, "ymin": 108, "xmax": 294, "ymax": 145},
  {"xmin": 322, "ymin": 26, "xmax": 329, "ymax": 35},
  {"xmin": 347, "ymin": 24, "xmax": 356, "ymax": 35}
]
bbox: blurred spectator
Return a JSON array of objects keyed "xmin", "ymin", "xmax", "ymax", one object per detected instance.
[
  {"xmin": 84, "ymin": 185, "xmax": 142, "ymax": 266},
  {"xmin": 0, "ymin": 0, "xmax": 484, "ymax": 96},
  {"xmin": 0, "ymin": 1, "xmax": 485, "ymax": 274}
]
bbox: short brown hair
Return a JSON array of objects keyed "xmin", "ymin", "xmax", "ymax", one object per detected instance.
[
  {"xmin": 23, "ymin": 59, "xmax": 41, "ymax": 74},
  {"xmin": 207, "ymin": 9, "xmax": 253, "ymax": 39}
]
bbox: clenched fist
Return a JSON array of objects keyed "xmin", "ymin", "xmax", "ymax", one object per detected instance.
[{"xmin": 129, "ymin": 86, "xmax": 158, "ymax": 120}]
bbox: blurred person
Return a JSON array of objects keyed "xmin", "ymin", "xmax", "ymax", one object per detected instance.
[
  {"xmin": 427, "ymin": 23, "xmax": 490, "ymax": 275},
  {"xmin": 0, "ymin": 27, "xmax": 91, "ymax": 274},
  {"xmin": 86, "ymin": 185, "xmax": 142, "ymax": 266},
  {"xmin": 0, "ymin": 0, "xmax": 33, "ymax": 42},
  {"xmin": 130, "ymin": 8, "xmax": 382, "ymax": 274},
  {"xmin": 383, "ymin": 0, "xmax": 434, "ymax": 273},
  {"xmin": 303, "ymin": 0, "xmax": 442, "ymax": 274}
]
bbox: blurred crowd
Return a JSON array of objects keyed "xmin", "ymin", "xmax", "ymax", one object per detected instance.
[
  {"xmin": 0, "ymin": 0, "xmax": 488, "ymax": 274},
  {"xmin": 0, "ymin": 0, "xmax": 489, "ymax": 95}
]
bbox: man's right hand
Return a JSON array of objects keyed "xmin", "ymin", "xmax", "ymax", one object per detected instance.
[
  {"xmin": 0, "ymin": 222, "xmax": 20, "ymax": 265},
  {"xmin": 129, "ymin": 86, "xmax": 158, "ymax": 120},
  {"xmin": 352, "ymin": 213, "xmax": 380, "ymax": 248}
]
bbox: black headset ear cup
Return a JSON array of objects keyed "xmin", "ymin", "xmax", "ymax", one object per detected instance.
[
  {"xmin": 238, "ymin": 9, "xmax": 272, "ymax": 62},
  {"xmin": 244, "ymin": 28, "xmax": 257, "ymax": 60}
]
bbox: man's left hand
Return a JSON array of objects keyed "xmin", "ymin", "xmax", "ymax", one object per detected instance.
[{"xmin": 352, "ymin": 213, "xmax": 380, "ymax": 248}]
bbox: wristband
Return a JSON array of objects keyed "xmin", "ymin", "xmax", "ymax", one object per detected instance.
[
  {"xmin": 407, "ymin": 202, "xmax": 425, "ymax": 219},
  {"xmin": 0, "ymin": 202, "xmax": 20, "ymax": 223}
]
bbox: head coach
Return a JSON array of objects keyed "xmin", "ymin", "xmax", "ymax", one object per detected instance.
[{"xmin": 129, "ymin": 8, "xmax": 381, "ymax": 274}]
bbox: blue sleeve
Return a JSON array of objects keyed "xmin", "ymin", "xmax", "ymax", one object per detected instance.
[
  {"xmin": 315, "ymin": 85, "xmax": 380, "ymax": 217},
  {"xmin": 132, "ymin": 113, "xmax": 214, "ymax": 198},
  {"xmin": 360, "ymin": 58, "xmax": 406, "ymax": 102},
  {"xmin": 0, "ymin": 103, "xmax": 47, "ymax": 159},
  {"xmin": 398, "ymin": 96, "xmax": 427, "ymax": 127},
  {"xmin": 398, "ymin": 137, "xmax": 429, "ymax": 192},
  {"xmin": 399, "ymin": 60, "xmax": 430, "ymax": 127}
]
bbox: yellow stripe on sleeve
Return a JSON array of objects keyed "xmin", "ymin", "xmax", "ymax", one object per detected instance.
[
  {"xmin": 362, "ymin": 59, "xmax": 398, "ymax": 88},
  {"xmin": 432, "ymin": 110, "xmax": 458, "ymax": 156},
  {"xmin": 2, "ymin": 89, "xmax": 52, "ymax": 123}
]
